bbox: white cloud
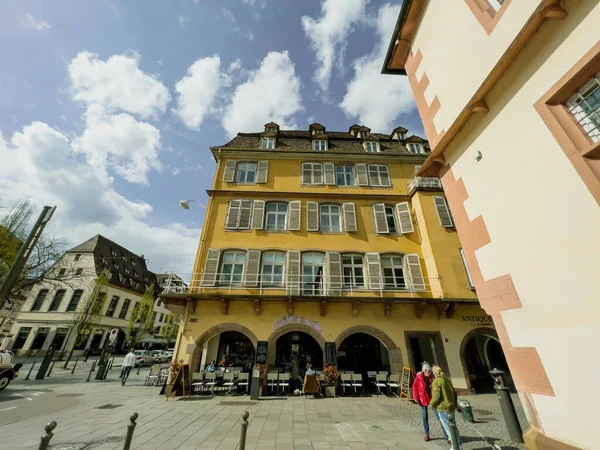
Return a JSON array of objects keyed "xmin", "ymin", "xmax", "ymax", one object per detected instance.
[
  {"xmin": 222, "ymin": 51, "xmax": 303, "ymax": 136},
  {"xmin": 222, "ymin": 7, "xmax": 237, "ymax": 25},
  {"xmin": 302, "ymin": 0, "xmax": 366, "ymax": 93},
  {"xmin": 340, "ymin": 4, "xmax": 416, "ymax": 131},
  {"xmin": 173, "ymin": 55, "xmax": 228, "ymax": 130},
  {"xmin": 241, "ymin": 0, "xmax": 266, "ymax": 19},
  {"xmin": 21, "ymin": 14, "xmax": 50, "ymax": 31},
  {"xmin": 157, "ymin": 60, "xmax": 164, "ymax": 66},
  {"xmin": 0, "ymin": 123, "xmax": 200, "ymax": 276},
  {"xmin": 68, "ymin": 51, "xmax": 171, "ymax": 120},
  {"xmin": 177, "ymin": 15, "xmax": 190, "ymax": 27},
  {"xmin": 221, "ymin": 7, "xmax": 255, "ymax": 41},
  {"xmin": 73, "ymin": 105, "xmax": 162, "ymax": 185},
  {"xmin": 171, "ymin": 167, "xmax": 181, "ymax": 176}
]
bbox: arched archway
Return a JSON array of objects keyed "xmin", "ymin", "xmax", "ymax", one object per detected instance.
[
  {"xmin": 267, "ymin": 323, "xmax": 325, "ymax": 369},
  {"xmin": 460, "ymin": 327, "xmax": 508, "ymax": 394},
  {"xmin": 190, "ymin": 323, "xmax": 258, "ymax": 372},
  {"xmin": 334, "ymin": 325, "xmax": 404, "ymax": 374}
]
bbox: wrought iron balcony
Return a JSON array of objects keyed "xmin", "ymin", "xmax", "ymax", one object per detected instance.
[{"xmin": 408, "ymin": 176, "xmax": 442, "ymax": 191}]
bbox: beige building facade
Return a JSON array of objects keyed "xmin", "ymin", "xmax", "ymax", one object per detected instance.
[{"xmin": 383, "ymin": 1, "xmax": 600, "ymax": 449}]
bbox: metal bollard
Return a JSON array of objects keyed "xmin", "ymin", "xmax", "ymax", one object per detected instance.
[
  {"xmin": 46, "ymin": 360, "xmax": 56, "ymax": 377},
  {"xmin": 86, "ymin": 361, "xmax": 96, "ymax": 382},
  {"xmin": 25, "ymin": 361, "xmax": 37, "ymax": 380},
  {"xmin": 123, "ymin": 412, "xmax": 138, "ymax": 450},
  {"xmin": 238, "ymin": 411, "xmax": 249, "ymax": 450},
  {"xmin": 38, "ymin": 421, "xmax": 57, "ymax": 450},
  {"xmin": 490, "ymin": 368, "xmax": 523, "ymax": 443},
  {"xmin": 137, "ymin": 363, "xmax": 141, "ymax": 375},
  {"xmin": 71, "ymin": 358, "xmax": 79, "ymax": 374},
  {"xmin": 109, "ymin": 356, "xmax": 115, "ymax": 370},
  {"xmin": 447, "ymin": 412, "xmax": 461, "ymax": 450},
  {"xmin": 458, "ymin": 400, "xmax": 474, "ymax": 423}
]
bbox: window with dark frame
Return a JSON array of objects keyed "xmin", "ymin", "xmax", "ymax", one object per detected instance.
[
  {"xmin": 11, "ymin": 327, "xmax": 32, "ymax": 350},
  {"xmin": 30, "ymin": 289, "xmax": 49, "ymax": 311},
  {"xmin": 66, "ymin": 290, "xmax": 84, "ymax": 312},
  {"xmin": 118, "ymin": 299, "xmax": 131, "ymax": 319},
  {"xmin": 48, "ymin": 289, "xmax": 66, "ymax": 312},
  {"xmin": 105, "ymin": 296, "xmax": 119, "ymax": 317}
]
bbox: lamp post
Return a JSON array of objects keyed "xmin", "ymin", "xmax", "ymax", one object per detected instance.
[
  {"xmin": 179, "ymin": 199, "xmax": 207, "ymax": 210},
  {"xmin": 130, "ymin": 317, "xmax": 141, "ymax": 347}
]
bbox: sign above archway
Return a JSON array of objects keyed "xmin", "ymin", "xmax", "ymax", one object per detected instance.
[{"xmin": 272, "ymin": 316, "xmax": 323, "ymax": 333}]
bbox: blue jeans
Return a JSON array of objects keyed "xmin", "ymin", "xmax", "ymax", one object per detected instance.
[
  {"xmin": 421, "ymin": 406, "xmax": 449, "ymax": 439},
  {"xmin": 438, "ymin": 411, "xmax": 463, "ymax": 449},
  {"xmin": 121, "ymin": 366, "xmax": 132, "ymax": 383}
]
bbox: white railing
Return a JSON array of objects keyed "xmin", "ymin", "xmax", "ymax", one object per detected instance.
[
  {"xmin": 161, "ymin": 274, "xmax": 189, "ymax": 294},
  {"xmin": 159, "ymin": 272, "xmax": 442, "ymax": 298},
  {"xmin": 408, "ymin": 176, "xmax": 442, "ymax": 191}
]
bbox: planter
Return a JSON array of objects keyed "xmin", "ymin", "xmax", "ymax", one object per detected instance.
[{"xmin": 325, "ymin": 385, "xmax": 336, "ymax": 398}]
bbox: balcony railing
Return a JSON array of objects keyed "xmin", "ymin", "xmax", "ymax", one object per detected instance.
[
  {"xmin": 159, "ymin": 272, "xmax": 442, "ymax": 298},
  {"xmin": 408, "ymin": 176, "xmax": 442, "ymax": 191}
]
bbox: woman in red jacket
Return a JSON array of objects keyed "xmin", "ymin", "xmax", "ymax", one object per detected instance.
[{"xmin": 412, "ymin": 363, "xmax": 449, "ymax": 442}]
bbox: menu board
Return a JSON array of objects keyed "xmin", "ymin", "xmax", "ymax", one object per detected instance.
[
  {"xmin": 182, "ymin": 364, "xmax": 191, "ymax": 398},
  {"xmin": 400, "ymin": 366, "xmax": 413, "ymax": 403},
  {"xmin": 165, "ymin": 364, "xmax": 191, "ymax": 400},
  {"xmin": 256, "ymin": 341, "xmax": 268, "ymax": 364},
  {"xmin": 325, "ymin": 342, "xmax": 336, "ymax": 365}
]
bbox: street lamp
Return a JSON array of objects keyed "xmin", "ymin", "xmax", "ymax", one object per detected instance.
[{"xmin": 179, "ymin": 199, "xmax": 207, "ymax": 210}]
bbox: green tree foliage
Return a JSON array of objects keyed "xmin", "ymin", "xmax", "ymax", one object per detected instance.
[
  {"xmin": 126, "ymin": 283, "xmax": 155, "ymax": 347},
  {"xmin": 161, "ymin": 313, "xmax": 181, "ymax": 347}
]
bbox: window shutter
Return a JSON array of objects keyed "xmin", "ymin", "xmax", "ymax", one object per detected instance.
[
  {"xmin": 324, "ymin": 163, "xmax": 335, "ymax": 185},
  {"xmin": 256, "ymin": 161, "xmax": 268, "ymax": 183},
  {"xmin": 223, "ymin": 160, "xmax": 236, "ymax": 182},
  {"xmin": 342, "ymin": 203, "xmax": 357, "ymax": 232},
  {"xmin": 433, "ymin": 196, "xmax": 454, "ymax": 227},
  {"xmin": 314, "ymin": 163, "xmax": 323, "ymax": 185},
  {"xmin": 286, "ymin": 250, "xmax": 301, "ymax": 295},
  {"xmin": 307, "ymin": 202, "xmax": 319, "ymax": 232},
  {"xmin": 288, "ymin": 201, "xmax": 301, "ymax": 231},
  {"xmin": 238, "ymin": 200, "xmax": 253, "ymax": 229},
  {"xmin": 356, "ymin": 164, "xmax": 369, "ymax": 186},
  {"xmin": 405, "ymin": 253, "xmax": 426, "ymax": 291},
  {"xmin": 244, "ymin": 249, "xmax": 261, "ymax": 286},
  {"xmin": 365, "ymin": 253, "xmax": 382, "ymax": 290},
  {"xmin": 395, "ymin": 202, "xmax": 414, "ymax": 234},
  {"xmin": 301, "ymin": 163, "xmax": 311, "ymax": 185},
  {"xmin": 380, "ymin": 166, "xmax": 391, "ymax": 187},
  {"xmin": 251, "ymin": 200, "xmax": 265, "ymax": 230},
  {"xmin": 326, "ymin": 252, "xmax": 342, "ymax": 295},
  {"xmin": 225, "ymin": 200, "xmax": 241, "ymax": 229},
  {"xmin": 372, "ymin": 203, "xmax": 389, "ymax": 234},
  {"xmin": 202, "ymin": 249, "xmax": 221, "ymax": 286}
]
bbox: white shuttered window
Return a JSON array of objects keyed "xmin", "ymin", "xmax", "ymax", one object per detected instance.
[
  {"xmin": 433, "ymin": 196, "xmax": 454, "ymax": 228},
  {"xmin": 342, "ymin": 203, "xmax": 357, "ymax": 232},
  {"xmin": 256, "ymin": 161, "xmax": 269, "ymax": 183},
  {"xmin": 244, "ymin": 250, "xmax": 261, "ymax": 286},
  {"xmin": 323, "ymin": 163, "xmax": 336, "ymax": 185},
  {"xmin": 372, "ymin": 203, "xmax": 389, "ymax": 234},
  {"xmin": 288, "ymin": 201, "xmax": 301, "ymax": 230},
  {"xmin": 286, "ymin": 251, "xmax": 301, "ymax": 295},
  {"xmin": 405, "ymin": 253, "xmax": 426, "ymax": 291},
  {"xmin": 355, "ymin": 164, "xmax": 369, "ymax": 186},
  {"xmin": 368, "ymin": 164, "xmax": 391, "ymax": 187},
  {"xmin": 302, "ymin": 163, "xmax": 324, "ymax": 185},
  {"xmin": 223, "ymin": 160, "xmax": 236, "ymax": 182},
  {"xmin": 202, "ymin": 249, "xmax": 221, "ymax": 286},
  {"xmin": 306, "ymin": 202, "xmax": 319, "ymax": 231},
  {"xmin": 395, "ymin": 202, "xmax": 414, "ymax": 234}
]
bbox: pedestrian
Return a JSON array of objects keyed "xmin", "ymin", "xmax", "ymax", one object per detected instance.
[
  {"xmin": 83, "ymin": 347, "xmax": 92, "ymax": 363},
  {"xmin": 413, "ymin": 362, "xmax": 449, "ymax": 443},
  {"xmin": 206, "ymin": 360, "xmax": 216, "ymax": 372},
  {"xmin": 121, "ymin": 348, "xmax": 136, "ymax": 386},
  {"xmin": 305, "ymin": 363, "xmax": 316, "ymax": 375},
  {"xmin": 290, "ymin": 354, "xmax": 302, "ymax": 393},
  {"xmin": 430, "ymin": 365, "xmax": 463, "ymax": 450}
]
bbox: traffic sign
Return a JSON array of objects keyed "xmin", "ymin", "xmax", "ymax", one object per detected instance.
[{"xmin": 108, "ymin": 328, "xmax": 118, "ymax": 342}]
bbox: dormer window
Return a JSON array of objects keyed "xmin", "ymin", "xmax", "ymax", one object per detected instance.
[
  {"xmin": 125, "ymin": 268, "xmax": 130, "ymax": 274},
  {"xmin": 123, "ymin": 256, "xmax": 127, "ymax": 262},
  {"xmin": 118, "ymin": 274, "xmax": 124, "ymax": 282},
  {"xmin": 313, "ymin": 140, "xmax": 327, "ymax": 151},
  {"xmin": 397, "ymin": 133, "xmax": 406, "ymax": 142},
  {"xmin": 365, "ymin": 141, "xmax": 379, "ymax": 153},
  {"xmin": 260, "ymin": 138, "xmax": 275, "ymax": 149},
  {"xmin": 111, "ymin": 250, "xmax": 117, "ymax": 257},
  {"xmin": 132, "ymin": 260, "xmax": 136, "ymax": 266},
  {"xmin": 408, "ymin": 143, "xmax": 425, "ymax": 154}
]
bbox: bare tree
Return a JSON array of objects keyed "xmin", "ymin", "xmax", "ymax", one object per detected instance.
[
  {"xmin": 65, "ymin": 269, "xmax": 111, "ymax": 363},
  {"xmin": 161, "ymin": 313, "xmax": 181, "ymax": 348},
  {"xmin": 126, "ymin": 284, "xmax": 156, "ymax": 348}
]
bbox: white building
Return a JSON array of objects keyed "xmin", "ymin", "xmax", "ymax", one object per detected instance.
[{"xmin": 1, "ymin": 235, "xmax": 163, "ymax": 356}]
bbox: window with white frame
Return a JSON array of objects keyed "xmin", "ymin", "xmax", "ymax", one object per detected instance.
[
  {"xmin": 368, "ymin": 164, "xmax": 391, "ymax": 187},
  {"xmin": 265, "ymin": 202, "xmax": 288, "ymax": 230},
  {"xmin": 487, "ymin": 0, "xmax": 504, "ymax": 12},
  {"xmin": 567, "ymin": 73, "xmax": 600, "ymax": 143},
  {"xmin": 302, "ymin": 162, "xmax": 323, "ymax": 185},
  {"xmin": 260, "ymin": 138, "xmax": 275, "ymax": 149},
  {"xmin": 320, "ymin": 204, "xmax": 341, "ymax": 232},
  {"xmin": 313, "ymin": 140, "xmax": 327, "ymax": 151},
  {"xmin": 381, "ymin": 255, "xmax": 406, "ymax": 289},
  {"xmin": 384, "ymin": 206, "xmax": 398, "ymax": 233},
  {"xmin": 407, "ymin": 143, "xmax": 424, "ymax": 154},
  {"xmin": 336, "ymin": 166, "xmax": 354, "ymax": 186},
  {"xmin": 236, "ymin": 162, "xmax": 257, "ymax": 183},
  {"xmin": 302, "ymin": 252, "xmax": 324, "ymax": 296},
  {"xmin": 342, "ymin": 254, "xmax": 365, "ymax": 288},
  {"xmin": 364, "ymin": 141, "xmax": 379, "ymax": 152},
  {"xmin": 220, "ymin": 251, "xmax": 245, "ymax": 285},
  {"xmin": 261, "ymin": 252, "xmax": 285, "ymax": 285}
]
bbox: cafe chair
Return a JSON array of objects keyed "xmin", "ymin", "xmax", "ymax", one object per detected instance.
[
  {"xmin": 388, "ymin": 374, "xmax": 400, "ymax": 397},
  {"xmin": 267, "ymin": 372, "xmax": 279, "ymax": 395},
  {"xmin": 222, "ymin": 372, "xmax": 236, "ymax": 395},
  {"xmin": 278, "ymin": 372, "xmax": 290, "ymax": 396},
  {"xmin": 237, "ymin": 372, "xmax": 249, "ymax": 394},
  {"xmin": 144, "ymin": 364, "xmax": 161, "ymax": 386},
  {"xmin": 351, "ymin": 373, "xmax": 364, "ymax": 396},
  {"xmin": 340, "ymin": 373, "xmax": 353, "ymax": 396},
  {"xmin": 203, "ymin": 371, "xmax": 217, "ymax": 395},
  {"xmin": 374, "ymin": 373, "xmax": 389, "ymax": 396},
  {"xmin": 191, "ymin": 372, "xmax": 204, "ymax": 395}
]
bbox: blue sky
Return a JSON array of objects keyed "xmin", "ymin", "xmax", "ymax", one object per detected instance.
[{"xmin": 0, "ymin": 0, "xmax": 421, "ymax": 276}]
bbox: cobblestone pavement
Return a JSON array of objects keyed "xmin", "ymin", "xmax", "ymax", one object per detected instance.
[
  {"xmin": 1, "ymin": 370, "xmax": 527, "ymax": 450},
  {"xmin": 377, "ymin": 394, "xmax": 529, "ymax": 450}
]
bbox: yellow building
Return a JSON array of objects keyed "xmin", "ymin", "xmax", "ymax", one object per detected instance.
[
  {"xmin": 161, "ymin": 122, "xmax": 505, "ymax": 394},
  {"xmin": 382, "ymin": 1, "xmax": 600, "ymax": 448}
]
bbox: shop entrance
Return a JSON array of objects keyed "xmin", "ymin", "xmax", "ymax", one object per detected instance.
[
  {"xmin": 462, "ymin": 330, "xmax": 509, "ymax": 393},
  {"xmin": 275, "ymin": 331, "xmax": 323, "ymax": 371},
  {"xmin": 199, "ymin": 330, "xmax": 256, "ymax": 371},
  {"xmin": 405, "ymin": 331, "xmax": 449, "ymax": 375}
]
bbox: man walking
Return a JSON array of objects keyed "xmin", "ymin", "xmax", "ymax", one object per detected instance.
[{"xmin": 121, "ymin": 349, "xmax": 136, "ymax": 386}]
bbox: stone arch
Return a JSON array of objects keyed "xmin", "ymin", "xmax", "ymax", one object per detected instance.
[
  {"xmin": 334, "ymin": 325, "xmax": 404, "ymax": 373},
  {"xmin": 266, "ymin": 323, "xmax": 326, "ymax": 368},
  {"xmin": 190, "ymin": 323, "xmax": 258, "ymax": 372},
  {"xmin": 459, "ymin": 327, "xmax": 500, "ymax": 393}
]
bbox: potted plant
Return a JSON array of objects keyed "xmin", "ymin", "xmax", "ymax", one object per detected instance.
[{"xmin": 323, "ymin": 364, "xmax": 340, "ymax": 398}]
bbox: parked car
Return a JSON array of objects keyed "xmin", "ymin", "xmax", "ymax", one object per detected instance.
[
  {"xmin": 150, "ymin": 350, "xmax": 169, "ymax": 363},
  {"xmin": 165, "ymin": 348, "xmax": 175, "ymax": 359},
  {"xmin": 0, "ymin": 350, "xmax": 22, "ymax": 392},
  {"xmin": 133, "ymin": 350, "xmax": 154, "ymax": 367}
]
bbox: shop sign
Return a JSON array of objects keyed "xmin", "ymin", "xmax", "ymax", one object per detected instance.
[
  {"xmin": 272, "ymin": 315, "xmax": 323, "ymax": 333},
  {"xmin": 461, "ymin": 315, "xmax": 493, "ymax": 326}
]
